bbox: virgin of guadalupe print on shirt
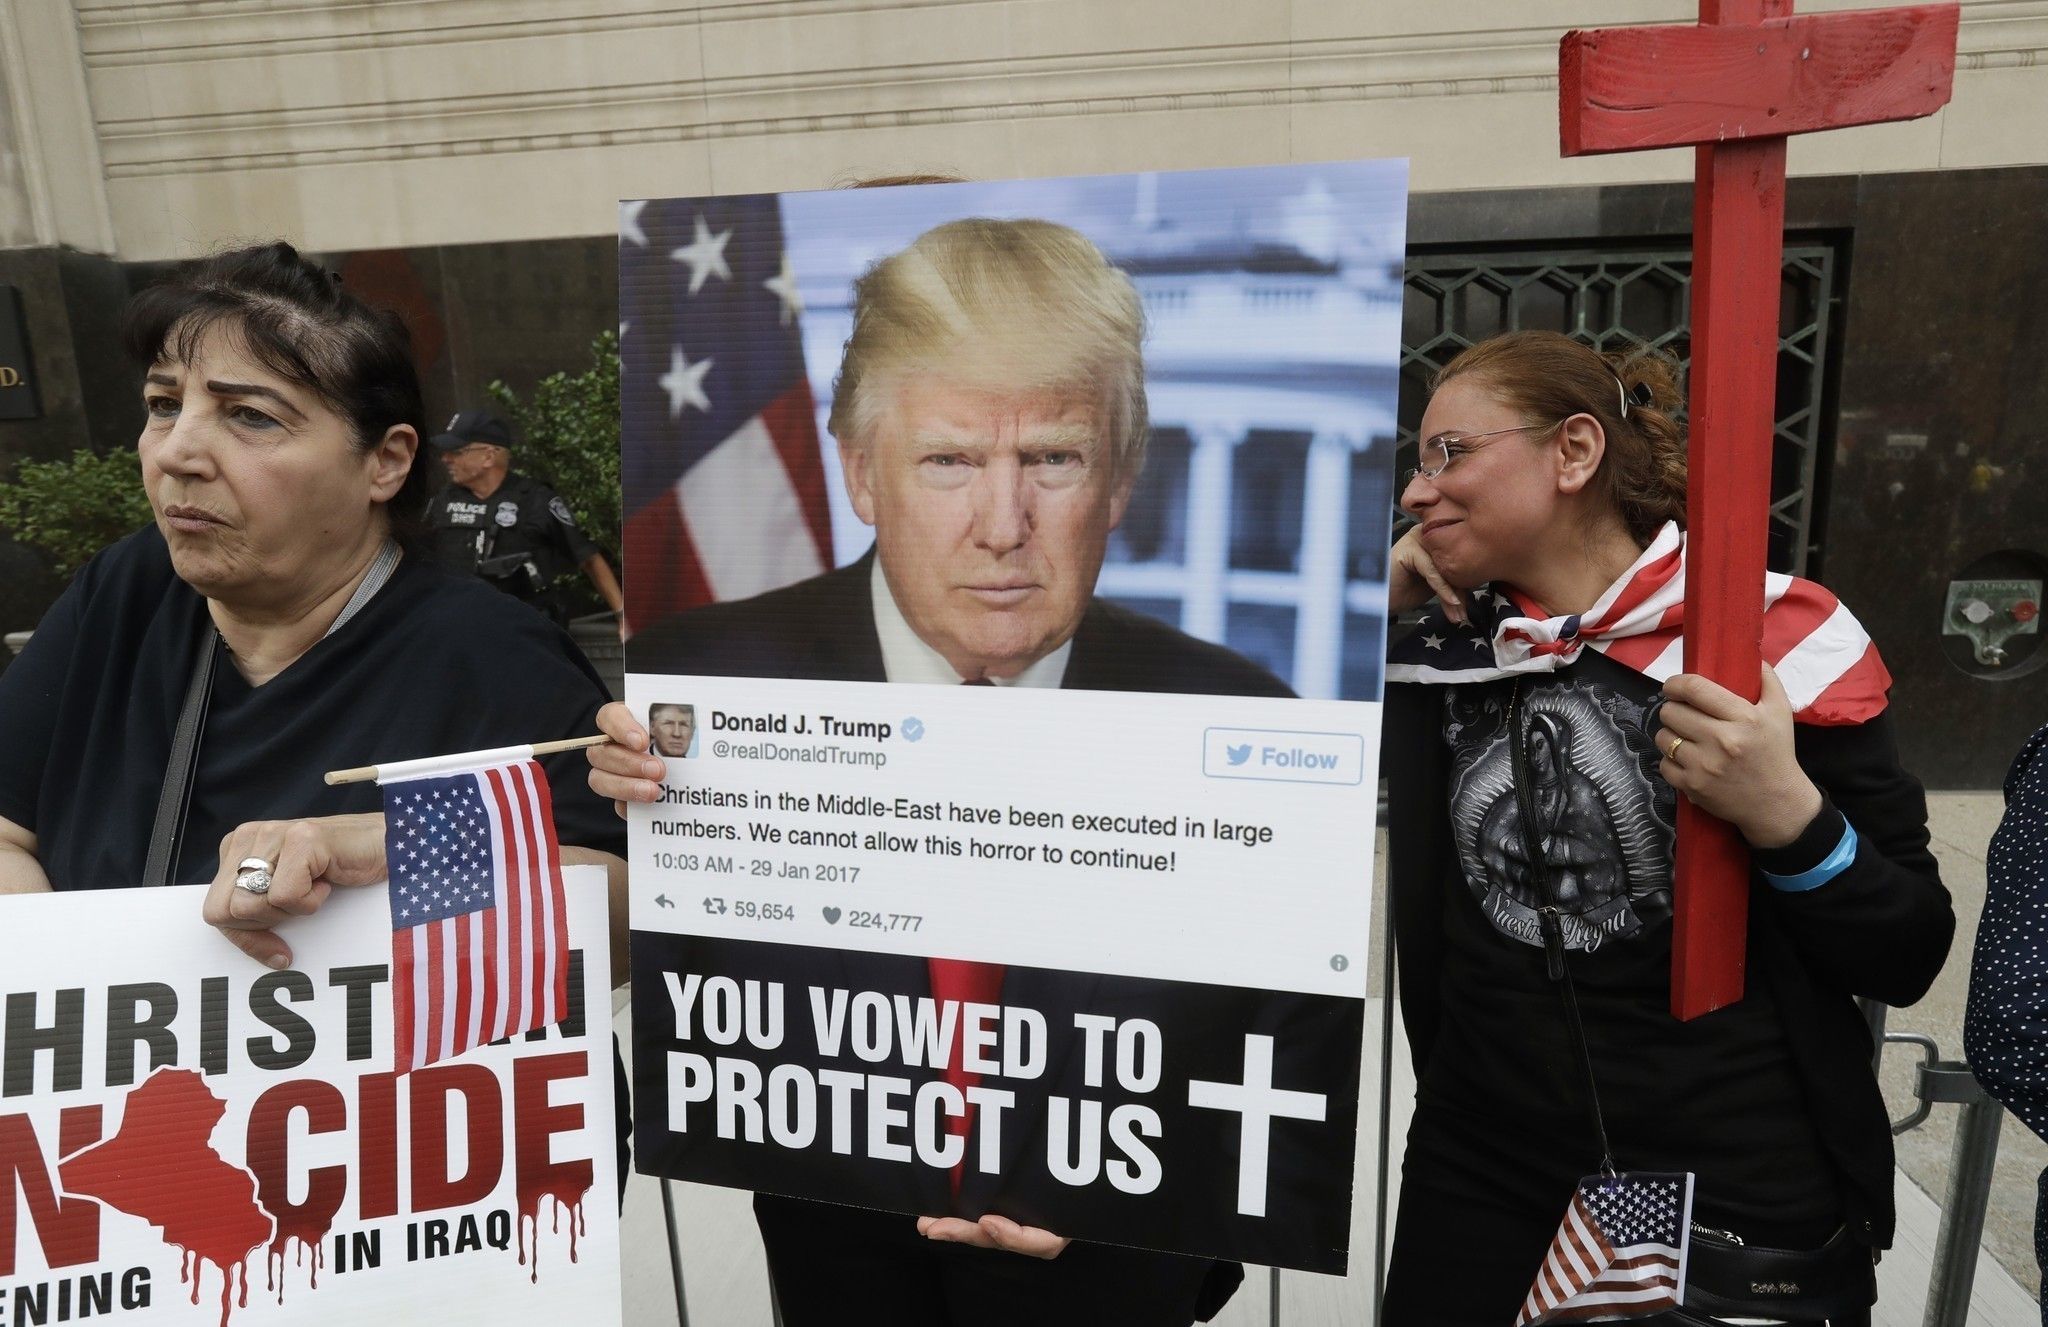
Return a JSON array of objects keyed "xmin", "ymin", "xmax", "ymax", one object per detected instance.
[{"xmin": 1444, "ymin": 675, "xmax": 1676, "ymax": 953}]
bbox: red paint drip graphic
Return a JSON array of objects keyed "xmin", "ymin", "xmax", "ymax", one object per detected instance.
[
  {"xmin": 516, "ymin": 1176, "xmax": 588, "ymax": 1284},
  {"xmin": 244, "ymin": 1078, "xmax": 347, "ymax": 1308},
  {"xmin": 265, "ymin": 1230, "xmax": 326, "ymax": 1305},
  {"xmin": 60, "ymin": 1069, "xmax": 273, "ymax": 1327}
]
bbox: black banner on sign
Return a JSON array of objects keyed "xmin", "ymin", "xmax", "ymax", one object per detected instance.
[
  {"xmin": 0, "ymin": 285, "xmax": 39, "ymax": 420},
  {"xmin": 631, "ymin": 932, "xmax": 1362, "ymax": 1273}
]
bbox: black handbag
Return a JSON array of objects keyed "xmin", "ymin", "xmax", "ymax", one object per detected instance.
[{"xmin": 1681, "ymin": 1222, "xmax": 1876, "ymax": 1323}]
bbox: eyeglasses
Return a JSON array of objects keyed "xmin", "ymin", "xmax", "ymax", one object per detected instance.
[{"xmin": 1403, "ymin": 420, "xmax": 1565, "ymax": 486}]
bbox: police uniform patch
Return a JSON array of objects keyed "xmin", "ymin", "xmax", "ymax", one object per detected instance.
[
  {"xmin": 495, "ymin": 500, "xmax": 520, "ymax": 527},
  {"xmin": 549, "ymin": 496, "xmax": 577, "ymax": 526}
]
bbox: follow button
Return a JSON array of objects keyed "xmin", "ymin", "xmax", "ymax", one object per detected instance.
[{"xmin": 1202, "ymin": 727, "xmax": 1365, "ymax": 786}]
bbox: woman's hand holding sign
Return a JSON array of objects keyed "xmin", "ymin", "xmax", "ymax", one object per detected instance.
[
  {"xmin": 917, "ymin": 1213, "xmax": 1071, "ymax": 1259},
  {"xmin": 588, "ymin": 700, "xmax": 666, "ymax": 816},
  {"xmin": 202, "ymin": 813, "xmax": 392, "ymax": 969}
]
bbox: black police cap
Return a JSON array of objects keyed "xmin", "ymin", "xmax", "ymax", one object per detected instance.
[{"xmin": 430, "ymin": 408, "xmax": 515, "ymax": 452}]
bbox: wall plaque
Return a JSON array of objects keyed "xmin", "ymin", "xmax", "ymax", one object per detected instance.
[{"xmin": 0, "ymin": 284, "xmax": 41, "ymax": 419}]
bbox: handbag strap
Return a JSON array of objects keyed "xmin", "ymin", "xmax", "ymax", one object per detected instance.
[
  {"xmin": 140, "ymin": 539, "xmax": 401, "ymax": 888},
  {"xmin": 142, "ymin": 625, "xmax": 216, "ymax": 888},
  {"xmin": 1507, "ymin": 680, "xmax": 1618, "ymax": 1175},
  {"xmin": 334, "ymin": 539, "xmax": 402, "ymax": 630}
]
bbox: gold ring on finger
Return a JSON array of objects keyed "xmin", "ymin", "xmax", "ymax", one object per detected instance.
[{"xmin": 1666, "ymin": 736, "xmax": 1685, "ymax": 761}]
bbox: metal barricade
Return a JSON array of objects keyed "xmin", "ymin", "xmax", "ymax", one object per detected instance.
[
  {"xmin": 658, "ymin": 1179, "xmax": 693, "ymax": 1327},
  {"xmin": 1865, "ymin": 1002, "xmax": 2010, "ymax": 1327}
]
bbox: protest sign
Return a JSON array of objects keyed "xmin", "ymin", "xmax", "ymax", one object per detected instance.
[
  {"xmin": 0, "ymin": 872, "xmax": 618, "ymax": 1326},
  {"xmin": 620, "ymin": 161, "xmax": 1405, "ymax": 1274}
]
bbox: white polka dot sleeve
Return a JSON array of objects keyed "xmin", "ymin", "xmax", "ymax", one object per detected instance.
[{"xmin": 1964, "ymin": 723, "xmax": 2048, "ymax": 1143}]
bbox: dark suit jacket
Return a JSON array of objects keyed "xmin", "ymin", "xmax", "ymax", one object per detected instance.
[
  {"xmin": 632, "ymin": 554, "xmax": 1313, "ymax": 1309},
  {"xmin": 631, "ymin": 550, "xmax": 1295, "ymax": 698}
]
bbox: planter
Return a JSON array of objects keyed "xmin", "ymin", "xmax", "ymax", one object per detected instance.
[{"xmin": 568, "ymin": 614, "xmax": 625, "ymax": 702}]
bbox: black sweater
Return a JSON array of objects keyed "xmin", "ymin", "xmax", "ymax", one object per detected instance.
[
  {"xmin": 0, "ymin": 526, "xmax": 625, "ymax": 887},
  {"xmin": 1385, "ymin": 670, "xmax": 1953, "ymax": 1248}
]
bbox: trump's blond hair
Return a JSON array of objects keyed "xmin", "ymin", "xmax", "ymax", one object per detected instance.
[{"xmin": 827, "ymin": 217, "xmax": 1149, "ymax": 481}]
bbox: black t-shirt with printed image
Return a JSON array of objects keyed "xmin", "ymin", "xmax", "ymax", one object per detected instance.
[{"xmin": 1414, "ymin": 647, "xmax": 1842, "ymax": 1242}]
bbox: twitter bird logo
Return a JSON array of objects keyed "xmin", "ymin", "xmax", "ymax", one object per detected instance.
[{"xmin": 1225, "ymin": 743, "xmax": 1253, "ymax": 766}]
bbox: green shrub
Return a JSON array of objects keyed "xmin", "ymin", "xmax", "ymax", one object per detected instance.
[
  {"xmin": 0, "ymin": 447, "xmax": 153, "ymax": 577},
  {"xmin": 486, "ymin": 329, "xmax": 621, "ymax": 561}
]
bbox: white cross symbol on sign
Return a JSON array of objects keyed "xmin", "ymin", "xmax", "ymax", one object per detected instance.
[{"xmin": 1186, "ymin": 1033, "xmax": 1326, "ymax": 1217}]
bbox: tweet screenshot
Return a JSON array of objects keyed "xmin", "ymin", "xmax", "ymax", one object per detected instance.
[{"xmin": 627, "ymin": 674, "xmax": 1375, "ymax": 997}]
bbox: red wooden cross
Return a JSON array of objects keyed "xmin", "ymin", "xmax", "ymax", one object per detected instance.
[{"xmin": 1558, "ymin": 1, "xmax": 1958, "ymax": 1020}]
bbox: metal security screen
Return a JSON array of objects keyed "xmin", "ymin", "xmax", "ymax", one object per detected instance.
[{"xmin": 1397, "ymin": 243, "xmax": 1840, "ymax": 575}]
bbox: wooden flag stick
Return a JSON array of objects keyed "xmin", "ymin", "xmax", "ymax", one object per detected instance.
[
  {"xmin": 323, "ymin": 734, "xmax": 613, "ymax": 786},
  {"xmin": 526, "ymin": 735, "xmax": 616, "ymax": 756}
]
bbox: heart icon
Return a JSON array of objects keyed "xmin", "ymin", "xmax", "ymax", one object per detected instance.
[{"xmin": 822, "ymin": 907, "xmax": 842, "ymax": 924}]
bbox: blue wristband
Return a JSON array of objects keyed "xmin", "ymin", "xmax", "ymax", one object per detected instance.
[{"xmin": 1762, "ymin": 818, "xmax": 1858, "ymax": 893}]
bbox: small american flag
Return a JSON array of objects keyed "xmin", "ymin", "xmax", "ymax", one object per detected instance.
[
  {"xmin": 1386, "ymin": 520, "xmax": 1890, "ymax": 725},
  {"xmin": 382, "ymin": 760, "xmax": 569, "ymax": 1074},
  {"xmin": 1517, "ymin": 1171, "xmax": 1695, "ymax": 1325}
]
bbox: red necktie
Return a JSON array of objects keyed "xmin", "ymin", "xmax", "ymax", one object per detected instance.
[
  {"xmin": 928, "ymin": 676, "xmax": 1007, "ymax": 1196},
  {"xmin": 927, "ymin": 955, "xmax": 1006, "ymax": 1197}
]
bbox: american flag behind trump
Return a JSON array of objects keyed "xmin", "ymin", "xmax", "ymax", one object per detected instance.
[
  {"xmin": 618, "ymin": 194, "xmax": 835, "ymax": 634},
  {"xmin": 382, "ymin": 760, "xmax": 569, "ymax": 1074},
  {"xmin": 1517, "ymin": 1171, "xmax": 1694, "ymax": 1325}
]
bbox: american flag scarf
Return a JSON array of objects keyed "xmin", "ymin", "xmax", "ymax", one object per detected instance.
[{"xmin": 1385, "ymin": 521, "xmax": 1890, "ymax": 725}]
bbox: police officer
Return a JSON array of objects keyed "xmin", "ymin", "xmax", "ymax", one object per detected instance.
[{"xmin": 427, "ymin": 408, "xmax": 624, "ymax": 625}]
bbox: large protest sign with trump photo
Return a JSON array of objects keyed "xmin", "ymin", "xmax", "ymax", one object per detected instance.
[
  {"xmin": 0, "ymin": 877, "xmax": 619, "ymax": 1326},
  {"xmin": 618, "ymin": 161, "xmax": 1405, "ymax": 1273}
]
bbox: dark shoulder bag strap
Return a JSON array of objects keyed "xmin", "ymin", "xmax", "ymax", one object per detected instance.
[
  {"xmin": 1507, "ymin": 681, "xmax": 1618, "ymax": 1175},
  {"xmin": 141, "ymin": 628, "xmax": 216, "ymax": 888},
  {"xmin": 137, "ymin": 540, "xmax": 398, "ymax": 889}
]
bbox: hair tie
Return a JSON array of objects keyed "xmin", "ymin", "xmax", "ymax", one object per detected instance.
[{"xmin": 1615, "ymin": 373, "xmax": 1654, "ymax": 417}]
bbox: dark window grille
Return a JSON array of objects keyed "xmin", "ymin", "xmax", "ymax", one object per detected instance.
[{"xmin": 1398, "ymin": 243, "xmax": 1840, "ymax": 575}]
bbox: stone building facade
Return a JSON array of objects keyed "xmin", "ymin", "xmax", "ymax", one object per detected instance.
[{"xmin": 3, "ymin": 0, "xmax": 2044, "ymax": 782}]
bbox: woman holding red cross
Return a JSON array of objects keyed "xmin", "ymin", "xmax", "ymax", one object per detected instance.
[{"xmin": 1379, "ymin": 330, "xmax": 1952, "ymax": 1326}]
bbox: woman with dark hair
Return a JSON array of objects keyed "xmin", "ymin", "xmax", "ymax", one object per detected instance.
[
  {"xmin": 0, "ymin": 242, "xmax": 625, "ymax": 978},
  {"xmin": 1379, "ymin": 331, "xmax": 1952, "ymax": 1326}
]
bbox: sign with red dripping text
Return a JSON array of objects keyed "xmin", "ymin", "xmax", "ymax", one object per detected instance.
[{"xmin": 0, "ymin": 872, "xmax": 619, "ymax": 1327}]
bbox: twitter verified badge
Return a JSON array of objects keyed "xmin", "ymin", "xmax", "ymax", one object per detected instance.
[{"xmin": 1203, "ymin": 727, "xmax": 1366, "ymax": 786}]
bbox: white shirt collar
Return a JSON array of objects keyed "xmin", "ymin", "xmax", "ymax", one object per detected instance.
[{"xmin": 869, "ymin": 556, "xmax": 1072, "ymax": 689}]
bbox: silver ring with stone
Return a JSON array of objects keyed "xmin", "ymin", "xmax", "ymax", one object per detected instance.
[{"xmin": 234, "ymin": 856, "xmax": 275, "ymax": 895}]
